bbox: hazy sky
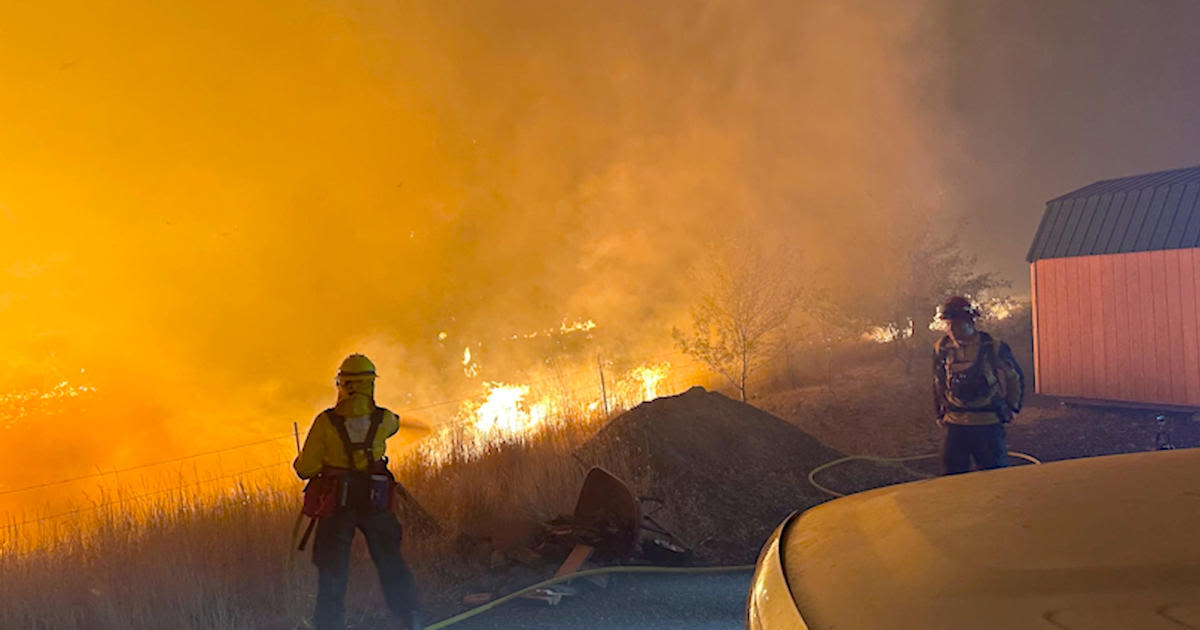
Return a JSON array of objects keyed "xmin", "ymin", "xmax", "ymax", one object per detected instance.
[
  {"xmin": 942, "ymin": 0, "xmax": 1200, "ymax": 285},
  {"xmin": 1, "ymin": 0, "xmax": 1199, "ymax": 500}
]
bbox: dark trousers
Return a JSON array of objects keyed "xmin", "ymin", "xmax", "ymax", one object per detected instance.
[
  {"xmin": 941, "ymin": 422, "xmax": 1007, "ymax": 475},
  {"xmin": 312, "ymin": 507, "xmax": 419, "ymax": 630}
]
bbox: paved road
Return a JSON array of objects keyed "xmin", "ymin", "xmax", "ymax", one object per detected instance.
[{"xmin": 445, "ymin": 570, "xmax": 753, "ymax": 630}]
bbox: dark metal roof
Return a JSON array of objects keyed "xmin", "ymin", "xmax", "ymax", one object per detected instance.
[{"xmin": 1027, "ymin": 165, "xmax": 1200, "ymax": 262}]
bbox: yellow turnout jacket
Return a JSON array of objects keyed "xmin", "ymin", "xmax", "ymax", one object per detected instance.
[{"xmin": 293, "ymin": 407, "xmax": 400, "ymax": 479}]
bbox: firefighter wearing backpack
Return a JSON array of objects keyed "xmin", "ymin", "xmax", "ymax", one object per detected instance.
[
  {"xmin": 933, "ymin": 296, "xmax": 1025, "ymax": 475},
  {"xmin": 293, "ymin": 354, "xmax": 423, "ymax": 630}
]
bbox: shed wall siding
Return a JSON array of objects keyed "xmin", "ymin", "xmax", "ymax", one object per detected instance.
[{"xmin": 1032, "ymin": 249, "xmax": 1200, "ymax": 406}]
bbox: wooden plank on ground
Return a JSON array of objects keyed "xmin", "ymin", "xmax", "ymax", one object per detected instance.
[{"xmin": 553, "ymin": 544, "xmax": 595, "ymax": 578}]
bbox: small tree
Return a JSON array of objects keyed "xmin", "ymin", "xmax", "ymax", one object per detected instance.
[{"xmin": 672, "ymin": 249, "xmax": 799, "ymax": 402}]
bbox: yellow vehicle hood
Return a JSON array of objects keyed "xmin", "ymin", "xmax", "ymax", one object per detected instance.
[{"xmin": 783, "ymin": 448, "xmax": 1200, "ymax": 630}]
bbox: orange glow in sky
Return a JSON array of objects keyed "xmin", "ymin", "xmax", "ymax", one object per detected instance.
[{"xmin": 0, "ymin": 0, "xmax": 952, "ymax": 522}]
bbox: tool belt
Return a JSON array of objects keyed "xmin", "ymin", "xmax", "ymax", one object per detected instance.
[
  {"xmin": 946, "ymin": 403, "xmax": 1000, "ymax": 413},
  {"xmin": 945, "ymin": 396, "xmax": 1012, "ymax": 423},
  {"xmin": 303, "ymin": 463, "xmax": 396, "ymax": 516}
]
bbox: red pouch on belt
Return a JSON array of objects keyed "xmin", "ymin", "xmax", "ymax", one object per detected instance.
[{"xmin": 302, "ymin": 468, "xmax": 349, "ymax": 517}]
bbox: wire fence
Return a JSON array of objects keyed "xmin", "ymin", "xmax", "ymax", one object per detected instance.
[
  {"xmin": 6, "ymin": 459, "xmax": 295, "ymax": 528},
  {"xmin": 0, "ymin": 352, "xmax": 713, "ymax": 524},
  {"xmin": 0, "ymin": 434, "xmax": 297, "ymax": 497}
]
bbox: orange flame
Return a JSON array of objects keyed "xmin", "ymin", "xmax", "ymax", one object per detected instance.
[
  {"xmin": 0, "ymin": 380, "xmax": 98, "ymax": 430},
  {"xmin": 462, "ymin": 347, "xmax": 479, "ymax": 378},
  {"xmin": 629, "ymin": 362, "xmax": 670, "ymax": 402}
]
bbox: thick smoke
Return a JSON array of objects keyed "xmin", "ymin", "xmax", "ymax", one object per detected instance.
[{"xmin": 0, "ymin": 0, "xmax": 952, "ymax": 508}]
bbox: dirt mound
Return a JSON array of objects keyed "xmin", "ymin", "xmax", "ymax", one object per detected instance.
[{"xmin": 576, "ymin": 386, "xmax": 843, "ymax": 563}]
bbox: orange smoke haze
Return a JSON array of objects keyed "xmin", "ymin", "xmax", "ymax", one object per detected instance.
[{"xmin": 0, "ymin": 0, "xmax": 954, "ymax": 518}]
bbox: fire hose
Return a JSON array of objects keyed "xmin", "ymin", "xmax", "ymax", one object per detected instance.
[
  {"xmin": 806, "ymin": 450, "xmax": 1043, "ymax": 498},
  {"xmin": 424, "ymin": 563, "xmax": 756, "ymax": 630}
]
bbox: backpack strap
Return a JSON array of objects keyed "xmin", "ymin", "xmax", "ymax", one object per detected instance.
[
  {"xmin": 363, "ymin": 407, "xmax": 384, "ymax": 468},
  {"xmin": 325, "ymin": 407, "xmax": 385, "ymax": 471},
  {"xmin": 977, "ymin": 332, "xmax": 997, "ymax": 375},
  {"xmin": 324, "ymin": 409, "xmax": 357, "ymax": 468}
]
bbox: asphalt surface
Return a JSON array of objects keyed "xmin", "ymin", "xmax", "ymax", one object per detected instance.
[{"xmin": 444, "ymin": 570, "xmax": 753, "ymax": 630}]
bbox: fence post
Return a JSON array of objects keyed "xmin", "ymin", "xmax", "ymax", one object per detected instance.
[{"xmin": 597, "ymin": 355, "xmax": 610, "ymax": 417}]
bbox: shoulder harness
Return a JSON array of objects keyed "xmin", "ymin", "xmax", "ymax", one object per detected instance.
[{"xmin": 324, "ymin": 407, "xmax": 386, "ymax": 470}]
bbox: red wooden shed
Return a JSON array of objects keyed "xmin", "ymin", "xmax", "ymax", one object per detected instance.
[{"xmin": 1027, "ymin": 165, "xmax": 1200, "ymax": 409}]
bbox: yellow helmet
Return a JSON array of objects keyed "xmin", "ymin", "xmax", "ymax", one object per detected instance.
[{"xmin": 336, "ymin": 354, "xmax": 377, "ymax": 381}]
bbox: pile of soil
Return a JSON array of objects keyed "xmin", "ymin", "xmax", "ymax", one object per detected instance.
[{"xmin": 575, "ymin": 386, "xmax": 844, "ymax": 564}]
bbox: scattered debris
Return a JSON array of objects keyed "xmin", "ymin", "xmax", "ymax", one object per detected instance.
[
  {"xmin": 552, "ymin": 544, "xmax": 594, "ymax": 578},
  {"xmin": 462, "ymin": 593, "xmax": 493, "ymax": 606},
  {"xmin": 518, "ymin": 585, "xmax": 579, "ymax": 606},
  {"xmin": 534, "ymin": 466, "xmax": 693, "ymax": 570}
]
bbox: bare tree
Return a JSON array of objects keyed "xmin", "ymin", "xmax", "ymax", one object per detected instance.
[
  {"xmin": 672, "ymin": 249, "xmax": 800, "ymax": 402},
  {"xmin": 877, "ymin": 224, "xmax": 1007, "ymax": 373},
  {"xmin": 801, "ymin": 285, "xmax": 867, "ymax": 390}
]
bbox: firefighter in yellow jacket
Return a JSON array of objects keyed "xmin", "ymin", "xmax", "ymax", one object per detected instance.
[
  {"xmin": 933, "ymin": 297, "xmax": 1025, "ymax": 475},
  {"xmin": 294, "ymin": 354, "xmax": 422, "ymax": 630}
]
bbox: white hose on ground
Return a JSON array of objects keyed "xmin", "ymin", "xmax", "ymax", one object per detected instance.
[{"xmin": 807, "ymin": 451, "xmax": 1043, "ymax": 498}]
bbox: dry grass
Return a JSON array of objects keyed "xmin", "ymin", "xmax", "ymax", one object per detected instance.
[
  {"xmin": 0, "ymin": 311, "xmax": 1060, "ymax": 628},
  {"xmin": 0, "ymin": 407, "xmax": 622, "ymax": 629},
  {"xmin": 0, "ymin": 480, "xmax": 310, "ymax": 630}
]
